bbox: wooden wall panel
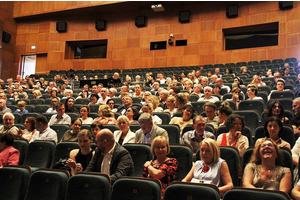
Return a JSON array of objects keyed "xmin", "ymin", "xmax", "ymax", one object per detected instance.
[{"xmin": 7, "ymin": 1, "xmax": 300, "ymax": 75}]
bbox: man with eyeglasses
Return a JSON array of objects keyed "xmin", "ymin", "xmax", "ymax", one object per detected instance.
[
  {"xmin": 97, "ymin": 88, "xmax": 110, "ymax": 105},
  {"xmin": 132, "ymin": 84, "xmax": 144, "ymax": 98},
  {"xmin": 117, "ymin": 96, "xmax": 133, "ymax": 115},
  {"xmin": 135, "ymin": 113, "xmax": 168, "ymax": 144},
  {"xmin": 88, "ymin": 85, "xmax": 101, "ymax": 98},
  {"xmin": 75, "ymin": 129, "xmax": 134, "ymax": 184},
  {"xmin": 182, "ymin": 115, "xmax": 215, "ymax": 154},
  {"xmin": 46, "ymin": 97, "xmax": 59, "ymax": 113},
  {"xmin": 290, "ymin": 97, "xmax": 300, "ymax": 135},
  {"xmin": 151, "ymin": 82, "xmax": 160, "ymax": 96}
]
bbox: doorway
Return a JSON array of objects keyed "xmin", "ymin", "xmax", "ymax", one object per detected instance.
[{"xmin": 21, "ymin": 55, "xmax": 36, "ymax": 78}]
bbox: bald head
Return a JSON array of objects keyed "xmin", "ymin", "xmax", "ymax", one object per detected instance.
[{"xmin": 97, "ymin": 129, "xmax": 115, "ymax": 143}]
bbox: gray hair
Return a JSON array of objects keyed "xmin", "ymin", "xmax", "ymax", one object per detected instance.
[
  {"xmin": 109, "ymin": 88, "xmax": 117, "ymax": 94},
  {"xmin": 3, "ymin": 112, "xmax": 14, "ymax": 119},
  {"xmin": 138, "ymin": 113, "xmax": 152, "ymax": 124}
]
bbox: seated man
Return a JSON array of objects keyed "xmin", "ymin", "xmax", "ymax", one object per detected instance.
[
  {"xmin": 78, "ymin": 129, "xmax": 134, "ymax": 184},
  {"xmin": 0, "ymin": 113, "xmax": 18, "ymax": 135},
  {"xmin": 30, "ymin": 116, "xmax": 58, "ymax": 143},
  {"xmin": 291, "ymin": 97, "xmax": 300, "ymax": 135},
  {"xmin": 182, "ymin": 115, "xmax": 215, "ymax": 154},
  {"xmin": 117, "ymin": 96, "xmax": 133, "ymax": 115},
  {"xmin": 48, "ymin": 103, "xmax": 71, "ymax": 126},
  {"xmin": 135, "ymin": 113, "xmax": 168, "ymax": 144},
  {"xmin": 198, "ymin": 86, "xmax": 219, "ymax": 103},
  {"xmin": 0, "ymin": 99, "xmax": 12, "ymax": 114},
  {"xmin": 46, "ymin": 97, "xmax": 59, "ymax": 113},
  {"xmin": 216, "ymin": 78, "xmax": 231, "ymax": 93}
]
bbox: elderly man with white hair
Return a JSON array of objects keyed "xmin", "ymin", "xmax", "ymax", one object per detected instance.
[
  {"xmin": 0, "ymin": 99, "xmax": 12, "ymax": 114},
  {"xmin": 0, "ymin": 113, "xmax": 18, "ymax": 135},
  {"xmin": 198, "ymin": 86, "xmax": 219, "ymax": 103},
  {"xmin": 159, "ymin": 89, "xmax": 169, "ymax": 110},
  {"xmin": 108, "ymin": 88, "xmax": 117, "ymax": 98},
  {"xmin": 108, "ymin": 72, "xmax": 122, "ymax": 87}
]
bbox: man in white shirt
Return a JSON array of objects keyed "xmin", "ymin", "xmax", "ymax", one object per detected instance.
[
  {"xmin": 216, "ymin": 78, "xmax": 231, "ymax": 93},
  {"xmin": 198, "ymin": 86, "xmax": 219, "ymax": 103},
  {"xmin": 48, "ymin": 103, "xmax": 71, "ymax": 126},
  {"xmin": 97, "ymin": 87, "xmax": 111, "ymax": 105},
  {"xmin": 30, "ymin": 116, "xmax": 57, "ymax": 143},
  {"xmin": 46, "ymin": 97, "xmax": 59, "ymax": 113}
]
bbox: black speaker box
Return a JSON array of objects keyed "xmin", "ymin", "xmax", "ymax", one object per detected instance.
[
  {"xmin": 95, "ymin": 20, "xmax": 106, "ymax": 31},
  {"xmin": 56, "ymin": 22, "xmax": 67, "ymax": 33},
  {"xmin": 179, "ymin": 11, "xmax": 190, "ymax": 23},
  {"xmin": 2, "ymin": 31, "xmax": 11, "ymax": 43},
  {"xmin": 135, "ymin": 16, "xmax": 146, "ymax": 28},
  {"xmin": 279, "ymin": 1, "xmax": 293, "ymax": 10},
  {"xmin": 226, "ymin": 5, "xmax": 238, "ymax": 18}
]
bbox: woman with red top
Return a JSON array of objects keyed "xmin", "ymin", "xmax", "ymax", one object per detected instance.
[
  {"xmin": 216, "ymin": 114, "xmax": 249, "ymax": 158},
  {"xmin": 0, "ymin": 133, "xmax": 20, "ymax": 167},
  {"xmin": 143, "ymin": 136, "xmax": 178, "ymax": 199}
]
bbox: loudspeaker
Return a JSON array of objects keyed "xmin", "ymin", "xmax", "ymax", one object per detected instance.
[
  {"xmin": 279, "ymin": 1, "xmax": 293, "ymax": 10},
  {"xmin": 2, "ymin": 31, "xmax": 11, "ymax": 43},
  {"xmin": 56, "ymin": 22, "xmax": 67, "ymax": 33},
  {"xmin": 135, "ymin": 16, "xmax": 146, "ymax": 28},
  {"xmin": 226, "ymin": 5, "xmax": 238, "ymax": 18},
  {"xmin": 179, "ymin": 11, "xmax": 190, "ymax": 23},
  {"xmin": 95, "ymin": 20, "xmax": 106, "ymax": 31}
]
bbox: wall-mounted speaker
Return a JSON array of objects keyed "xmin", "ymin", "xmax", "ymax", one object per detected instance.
[
  {"xmin": 56, "ymin": 22, "xmax": 67, "ymax": 33},
  {"xmin": 95, "ymin": 20, "xmax": 106, "ymax": 31},
  {"xmin": 279, "ymin": 1, "xmax": 293, "ymax": 10},
  {"xmin": 226, "ymin": 5, "xmax": 238, "ymax": 18},
  {"xmin": 2, "ymin": 31, "xmax": 11, "ymax": 43},
  {"xmin": 135, "ymin": 16, "xmax": 146, "ymax": 28},
  {"xmin": 179, "ymin": 11, "xmax": 190, "ymax": 23}
]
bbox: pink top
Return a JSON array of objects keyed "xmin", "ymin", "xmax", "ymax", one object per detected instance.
[
  {"xmin": 93, "ymin": 117, "xmax": 117, "ymax": 124},
  {"xmin": 0, "ymin": 146, "xmax": 20, "ymax": 167}
]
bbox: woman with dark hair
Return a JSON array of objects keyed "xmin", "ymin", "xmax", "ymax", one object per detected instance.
[
  {"xmin": 106, "ymin": 99, "xmax": 117, "ymax": 112},
  {"xmin": 65, "ymin": 129, "xmax": 94, "ymax": 175},
  {"xmin": 243, "ymin": 138, "xmax": 291, "ymax": 194},
  {"xmin": 255, "ymin": 116, "xmax": 290, "ymax": 149},
  {"xmin": 216, "ymin": 114, "xmax": 249, "ymax": 157},
  {"xmin": 126, "ymin": 106, "xmax": 139, "ymax": 124},
  {"xmin": 169, "ymin": 104, "xmax": 195, "ymax": 137},
  {"xmin": 17, "ymin": 116, "xmax": 36, "ymax": 142},
  {"xmin": 225, "ymin": 68, "xmax": 234, "ymax": 76},
  {"xmin": 64, "ymin": 97, "xmax": 78, "ymax": 113},
  {"xmin": 0, "ymin": 133, "xmax": 20, "ymax": 167},
  {"xmin": 60, "ymin": 118, "xmax": 82, "ymax": 142},
  {"xmin": 218, "ymin": 101, "xmax": 233, "ymax": 127},
  {"xmin": 88, "ymin": 94, "xmax": 99, "ymax": 106},
  {"xmin": 261, "ymin": 100, "xmax": 289, "ymax": 124},
  {"xmin": 246, "ymin": 84, "xmax": 263, "ymax": 101},
  {"xmin": 51, "ymin": 89, "xmax": 60, "ymax": 101},
  {"xmin": 80, "ymin": 105, "xmax": 93, "ymax": 124},
  {"xmin": 175, "ymin": 94, "xmax": 187, "ymax": 113}
]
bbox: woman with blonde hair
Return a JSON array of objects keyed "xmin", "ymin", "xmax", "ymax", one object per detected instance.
[
  {"xmin": 32, "ymin": 90, "xmax": 42, "ymax": 99},
  {"xmin": 146, "ymin": 95, "xmax": 163, "ymax": 112},
  {"xmin": 251, "ymin": 75, "xmax": 266, "ymax": 86},
  {"xmin": 182, "ymin": 138, "xmax": 233, "ymax": 196},
  {"xmin": 93, "ymin": 104, "xmax": 117, "ymax": 124},
  {"xmin": 114, "ymin": 115, "xmax": 135, "ymax": 145},
  {"xmin": 143, "ymin": 136, "xmax": 178, "ymax": 198},
  {"xmin": 164, "ymin": 96, "xmax": 177, "ymax": 117}
]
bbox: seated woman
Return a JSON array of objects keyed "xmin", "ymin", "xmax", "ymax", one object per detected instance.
[
  {"xmin": 93, "ymin": 105, "xmax": 117, "ymax": 124},
  {"xmin": 80, "ymin": 105, "xmax": 93, "ymax": 124},
  {"xmin": 268, "ymin": 78, "xmax": 289, "ymax": 100},
  {"xmin": 88, "ymin": 94, "xmax": 100, "ymax": 106},
  {"xmin": 218, "ymin": 101, "xmax": 233, "ymax": 127},
  {"xmin": 164, "ymin": 96, "xmax": 177, "ymax": 117},
  {"xmin": 143, "ymin": 136, "xmax": 178, "ymax": 198},
  {"xmin": 251, "ymin": 75, "xmax": 266, "ymax": 87},
  {"xmin": 107, "ymin": 99, "xmax": 117, "ymax": 113},
  {"xmin": 0, "ymin": 133, "xmax": 20, "ymax": 167},
  {"xmin": 175, "ymin": 94, "xmax": 187, "ymax": 113},
  {"xmin": 230, "ymin": 87, "xmax": 242, "ymax": 109},
  {"xmin": 64, "ymin": 97, "xmax": 78, "ymax": 113},
  {"xmin": 255, "ymin": 116, "xmax": 290, "ymax": 149},
  {"xmin": 60, "ymin": 118, "xmax": 82, "ymax": 142},
  {"xmin": 14, "ymin": 100, "xmax": 28, "ymax": 115},
  {"xmin": 243, "ymin": 138, "xmax": 291, "ymax": 194},
  {"xmin": 65, "ymin": 129, "xmax": 94, "ymax": 176},
  {"xmin": 126, "ymin": 106, "xmax": 139, "ymax": 124},
  {"xmin": 169, "ymin": 104, "xmax": 195, "ymax": 137},
  {"xmin": 246, "ymin": 84, "xmax": 263, "ymax": 101},
  {"xmin": 141, "ymin": 103, "xmax": 162, "ymax": 125},
  {"xmin": 17, "ymin": 116, "xmax": 36, "ymax": 142},
  {"xmin": 240, "ymin": 66, "xmax": 249, "ymax": 75},
  {"xmin": 141, "ymin": 91, "xmax": 152, "ymax": 105},
  {"xmin": 132, "ymin": 84, "xmax": 144, "ymax": 99},
  {"xmin": 182, "ymin": 138, "xmax": 233, "ymax": 196},
  {"xmin": 261, "ymin": 101, "xmax": 289, "ymax": 125},
  {"xmin": 33, "ymin": 90, "xmax": 43, "ymax": 99},
  {"xmin": 113, "ymin": 115, "xmax": 135, "ymax": 145},
  {"xmin": 145, "ymin": 95, "xmax": 163, "ymax": 112},
  {"xmin": 50, "ymin": 89, "xmax": 61, "ymax": 101},
  {"xmin": 203, "ymin": 102, "xmax": 219, "ymax": 130},
  {"xmin": 216, "ymin": 114, "xmax": 249, "ymax": 157}
]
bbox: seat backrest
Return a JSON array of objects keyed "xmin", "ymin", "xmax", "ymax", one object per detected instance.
[
  {"xmin": 21, "ymin": 113, "xmax": 40, "ymax": 124},
  {"xmin": 51, "ymin": 142, "xmax": 80, "ymax": 168},
  {"xmin": 75, "ymin": 98, "xmax": 90, "ymax": 105},
  {"xmin": 153, "ymin": 112, "xmax": 171, "ymax": 124},
  {"xmin": 238, "ymin": 100, "xmax": 265, "ymax": 120},
  {"xmin": 233, "ymin": 110, "xmax": 259, "ymax": 136},
  {"xmin": 89, "ymin": 104, "xmax": 99, "ymax": 113},
  {"xmin": 13, "ymin": 113, "xmax": 22, "ymax": 124},
  {"xmin": 13, "ymin": 139, "xmax": 29, "ymax": 165},
  {"xmin": 102, "ymin": 124, "xmax": 119, "ymax": 133},
  {"xmin": 163, "ymin": 181, "xmax": 219, "ymax": 200},
  {"xmin": 0, "ymin": 166, "xmax": 31, "ymax": 200},
  {"xmin": 157, "ymin": 124, "xmax": 180, "ymax": 144},
  {"xmin": 30, "ymin": 99, "xmax": 45, "ymax": 105},
  {"xmin": 111, "ymin": 177, "xmax": 161, "ymax": 200},
  {"xmin": 50, "ymin": 124, "xmax": 71, "ymax": 142},
  {"xmin": 65, "ymin": 172, "xmax": 110, "ymax": 200},
  {"xmin": 223, "ymin": 188, "xmax": 290, "ymax": 200},
  {"xmin": 23, "ymin": 141, "xmax": 56, "ymax": 169},
  {"xmin": 123, "ymin": 144, "xmax": 152, "ymax": 177},
  {"xmin": 270, "ymin": 91, "xmax": 295, "ymax": 99},
  {"xmin": 42, "ymin": 113, "xmax": 55, "ymax": 121},
  {"xmin": 216, "ymin": 125, "xmax": 253, "ymax": 146},
  {"xmin": 168, "ymin": 145, "xmax": 193, "ymax": 181},
  {"xmin": 220, "ymin": 146, "xmax": 240, "ymax": 186},
  {"xmin": 25, "ymin": 169, "xmax": 69, "ymax": 200},
  {"xmin": 34, "ymin": 105, "xmax": 50, "ymax": 114}
]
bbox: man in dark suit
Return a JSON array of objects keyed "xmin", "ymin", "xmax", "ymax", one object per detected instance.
[{"xmin": 81, "ymin": 129, "xmax": 134, "ymax": 184}]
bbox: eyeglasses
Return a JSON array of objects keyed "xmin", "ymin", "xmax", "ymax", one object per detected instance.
[
  {"xmin": 233, "ymin": 123, "xmax": 242, "ymax": 126},
  {"xmin": 261, "ymin": 143, "xmax": 274, "ymax": 148},
  {"xmin": 108, "ymin": 103, "xmax": 114, "ymax": 105},
  {"xmin": 247, "ymin": 89, "xmax": 254, "ymax": 92}
]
